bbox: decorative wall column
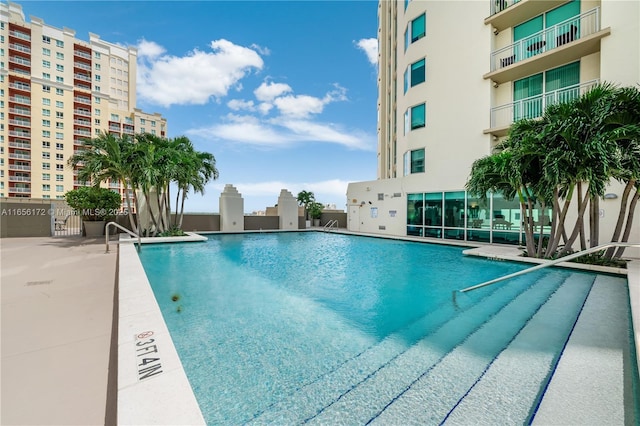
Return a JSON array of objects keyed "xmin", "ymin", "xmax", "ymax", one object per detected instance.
[
  {"xmin": 277, "ymin": 189, "xmax": 298, "ymax": 230},
  {"xmin": 219, "ymin": 184, "xmax": 244, "ymax": 232}
]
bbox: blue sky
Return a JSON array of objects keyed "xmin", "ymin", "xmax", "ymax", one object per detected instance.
[{"xmin": 18, "ymin": 0, "xmax": 380, "ymax": 213}]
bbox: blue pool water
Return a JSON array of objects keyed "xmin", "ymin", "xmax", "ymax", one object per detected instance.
[{"xmin": 138, "ymin": 232, "xmax": 630, "ymax": 424}]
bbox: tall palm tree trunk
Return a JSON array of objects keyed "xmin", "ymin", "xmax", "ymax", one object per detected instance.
[
  {"xmin": 605, "ymin": 179, "xmax": 635, "ymax": 259},
  {"xmin": 613, "ymin": 188, "xmax": 640, "ymax": 259}
]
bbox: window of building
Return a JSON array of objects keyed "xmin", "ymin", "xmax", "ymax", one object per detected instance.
[
  {"xmin": 55, "ymin": 88, "xmax": 63, "ymax": 95},
  {"xmin": 42, "ymin": 108, "xmax": 50, "ymax": 116},
  {"xmin": 95, "ymin": 52, "xmax": 101, "ymax": 59},
  {"xmin": 42, "ymin": 119, "xmax": 50, "ymax": 127},
  {"xmin": 404, "ymin": 58, "xmax": 426, "ymax": 93},
  {"xmin": 55, "ymin": 153, "xmax": 64, "ymax": 161},
  {"xmin": 43, "ymin": 60, "xmax": 50, "ymax": 68},
  {"xmin": 56, "ymin": 174, "xmax": 63, "ymax": 182},
  {"xmin": 56, "ymin": 64, "xmax": 63, "ymax": 72},
  {"xmin": 42, "ymin": 163, "xmax": 50, "ymax": 170},
  {"xmin": 95, "ymin": 85, "xmax": 101, "ymax": 92},
  {"xmin": 55, "ymin": 40, "xmax": 64, "ymax": 48},
  {"xmin": 95, "ymin": 97, "xmax": 100, "ymax": 104},
  {"xmin": 151, "ymin": 121, "xmax": 156, "ymax": 127},
  {"xmin": 55, "ymin": 76, "xmax": 63, "ymax": 83},
  {"xmin": 95, "ymin": 109, "xmax": 101, "ymax": 116},
  {"xmin": 42, "ymin": 152, "xmax": 50, "ymax": 159},
  {"xmin": 95, "ymin": 63, "xmax": 101, "ymax": 70},
  {"xmin": 404, "ymin": 103, "xmax": 426, "ymax": 133},
  {"xmin": 43, "ymin": 47, "xmax": 51, "ymax": 56},
  {"xmin": 42, "ymin": 36, "xmax": 51, "ymax": 44},
  {"xmin": 56, "ymin": 185, "xmax": 64, "ymax": 192},
  {"xmin": 55, "ymin": 133, "xmax": 63, "ymax": 140},
  {"xmin": 94, "ymin": 118, "xmax": 101, "ymax": 125},
  {"xmin": 403, "ymin": 148, "xmax": 425, "ymax": 175},
  {"xmin": 56, "ymin": 122, "xmax": 63, "ymax": 129},
  {"xmin": 405, "ymin": 13, "xmax": 426, "ymax": 49},
  {"xmin": 42, "ymin": 85, "xmax": 51, "ymax": 93},
  {"xmin": 42, "ymin": 73, "xmax": 50, "ymax": 80},
  {"xmin": 95, "ymin": 74, "xmax": 101, "ymax": 81},
  {"xmin": 56, "ymin": 101, "xmax": 63, "ymax": 108},
  {"xmin": 43, "ymin": 130, "xmax": 51, "ymax": 138},
  {"xmin": 56, "ymin": 52, "xmax": 64, "ymax": 60},
  {"xmin": 43, "ymin": 184, "xmax": 51, "ymax": 192},
  {"xmin": 56, "ymin": 111, "xmax": 63, "ymax": 119},
  {"xmin": 56, "ymin": 164, "xmax": 64, "ymax": 171},
  {"xmin": 140, "ymin": 118, "xmax": 146, "ymax": 124},
  {"xmin": 43, "ymin": 97, "xmax": 50, "ymax": 105},
  {"xmin": 42, "ymin": 173, "xmax": 50, "ymax": 181},
  {"xmin": 42, "ymin": 141, "xmax": 50, "ymax": 148}
]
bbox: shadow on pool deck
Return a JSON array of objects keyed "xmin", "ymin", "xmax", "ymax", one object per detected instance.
[{"xmin": 1, "ymin": 236, "xmax": 118, "ymax": 426}]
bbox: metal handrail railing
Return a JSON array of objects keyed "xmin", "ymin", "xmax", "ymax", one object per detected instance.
[
  {"xmin": 323, "ymin": 220, "xmax": 339, "ymax": 232},
  {"xmin": 106, "ymin": 221, "xmax": 141, "ymax": 253},
  {"xmin": 453, "ymin": 242, "xmax": 639, "ymax": 305}
]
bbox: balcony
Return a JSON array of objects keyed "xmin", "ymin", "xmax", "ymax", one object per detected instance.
[
  {"xmin": 74, "ymin": 109, "xmax": 91, "ymax": 117},
  {"xmin": 8, "ymin": 186, "xmax": 31, "ymax": 194},
  {"xmin": 9, "ymin": 175, "xmax": 31, "ymax": 182},
  {"xmin": 74, "ymin": 62, "xmax": 92, "ymax": 71},
  {"xmin": 74, "ymin": 50, "xmax": 91, "ymax": 60},
  {"xmin": 73, "ymin": 129, "xmax": 91, "ymax": 137},
  {"xmin": 74, "ymin": 119, "xmax": 91, "ymax": 126},
  {"xmin": 486, "ymin": 8, "xmax": 610, "ymax": 84},
  {"xmin": 487, "ymin": 0, "xmax": 566, "ymax": 31},
  {"xmin": 74, "ymin": 73, "xmax": 91, "ymax": 82},
  {"xmin": 9, "ymin": 119, "xmax": 31, "ymax": 127},
  {"xmin": 486, "ymin": 80, "xmax": 599, "ymax": 136},
  {"xmin": 8, "ymin": 131, "xmax": 31, "ymax": 138},
  {"xmin": 8, "ymin": 30, "xmax": 31, "ymax": 41},
  {"xmin": 9, "ymin": 108, "xmax": 31, "ymax": 116},
  {"xmin": 9, "ymin": 96, "xmax": 31, "ymax": 105},
  {"xmin": 9, "ymin": 56, "xmax": 31, "ymax": 67},
  {"xmin": 74, "ymin": 97, "xmax": 92, "ymax": 105},
  {"xmin": 9, "ymin": 82, "xmax": 31, "ymax": 91},
  {"xmin": 9, "ymin": 152, "xmax": 31, "ymax": 160},
  {"xmin": 8, "ymin": 42, "xmax": 31, "ymax": 54},
  {"xmin": 109, "ymin": 125, "xmax": 121, "ymax": 132},
  {"xmin": 9, "ymin": 164, "xmax": 31, "ymax": 171},
  {"xmin": 9, "ymin": 141, "xmax": 31, "ymax": 149}
]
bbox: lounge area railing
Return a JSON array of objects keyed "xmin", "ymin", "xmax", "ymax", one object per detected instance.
[
  {"xmin": 490, "ymin": 79, "xmax": 599, "ymax": 129},
  {"xmin": 490, "ymin": 8, "xmax": 600, "ymax": 72}
]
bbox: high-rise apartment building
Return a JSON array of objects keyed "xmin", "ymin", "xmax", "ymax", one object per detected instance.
[
  {"xmin": 0, "ymin": 2, "xmax": 167, "ymax": 203},
  {"xmin": 347, "ymin": 0, "xmax": 639, "ymax": 250}
]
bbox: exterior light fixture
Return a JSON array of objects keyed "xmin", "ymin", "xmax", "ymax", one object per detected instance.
[{"xmin": 604, "ymin": 193, "xmax": 618, "ymax": 199}]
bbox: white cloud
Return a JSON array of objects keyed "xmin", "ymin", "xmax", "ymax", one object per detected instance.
[
  {"xmin": 227, "ymin": 99, "xmax": 255, "ymax": 111},
  {"xmin": 355, "ymin": 38, "xmax": 378, "ymax": 65},
  {"xmin": 254, "ymin": 81, "xmax": 292, "ymax": 102},
  {"xmin": 136, "ymin": 39, "xmax": 264, "ymax": 107},
  {"xmin": 273, "ymin": 94, "xmax": 325, "ymax": 118},
  {"xmin": 210, "ymin": 179, "xmax": 350, "ymax": 204}
]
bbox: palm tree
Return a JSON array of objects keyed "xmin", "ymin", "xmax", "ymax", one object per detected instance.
[
  {"xmin": 297, "ymin": 190, "xmax": 315, "ymax": 221},
  {"xmin": 67, "ymin": 132, "xmax": 140, "ymax": 232}
]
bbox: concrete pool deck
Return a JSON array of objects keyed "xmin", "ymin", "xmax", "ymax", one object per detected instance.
[{"xmin": 1, "ymin": 233, "xmax": 638, "ymax": 425}]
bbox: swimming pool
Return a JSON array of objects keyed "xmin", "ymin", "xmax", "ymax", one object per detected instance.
[{"xmin": 138, "ymin": 232, "xmax": 634, "ymax": 424}]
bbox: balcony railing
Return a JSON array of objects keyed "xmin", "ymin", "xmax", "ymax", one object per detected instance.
[
  {"xmin": 490, "ymin": 8, "xmax": 600, "ymax": 72},
  {"xmin": 74, "ymin": 73, "xmax": 91, "ymax": 82},
  {"xmin": 9, "ymin": 142, "xmax": 31, "ymax": 149},
  {"xmin": 74, "ymin": 109, "xmax": 91, "ymax": 117},
  {"xmin": 490, "ymin": 0, "xmax": 521, "ymax": 16},
  {"xmin": 9, "ymin": 176, "xmax": 31, "ymax": 182},
  {"xmin": 9, "ymin": 164, "xmax": 31, "ymax": 171},
  {"xmin": 10, "ymin": 68, "xmax": 30, "ymax": 77},
  {"xmin": 73, "ymin": 129, "xmax": 91, "ymax": 137},
  {"xmin": 74, "ymin": 50, "xmax": 91, "ymax": 60},
  {"xmin": 8, "ymin": 187, "xmax": 31, "ymax": 193},
  {"xmin": 490, "ymin": 79, "xmax": 599, "ymax": 129},
  {"xmin": 8, "ymin": 43, "xmax": 31, "ymax": 54},
  {"xmin": 9, "ymin": 119, "xmax": 31, "ymax": 127},
  {"xmin": 9, "ymin": 56, "xmax": 31, "ymax": 67},
  {"xmin": 74, "ymin": 119, "xmax": 91, "ymax": 126},
  {"xmin": 8, "ymin": 82, "xmax": 31, "ymax": 91},
  {"xmin": 9, "ymin": 96, "xmax": 30, "ymax": 105},
  {"xmin": 9, "ymin": 30, "xmax": 31, "ymax": 41},
  {"xmin": 74, "ymin": 97, "xmax": 91, "ymax": 105},
  {"xmin": 9, "ymin": 108, "xmax": 31, "ymax": 116},
  {"xmin": 9, "ymin": 153, "xmax": 31, "ymax": 160},
  {"xmin": 8, "ymin": 131, "xmax": 31, "ymax": 138},
  {"xmin": 74, "ymin": 62, "xmax": 92, "ymax": 71}
]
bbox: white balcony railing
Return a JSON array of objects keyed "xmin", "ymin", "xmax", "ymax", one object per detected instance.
[
  {"xmin": 9, "ymin": 43, "xmax": 31, "ymax": 54},
  {"xmin": 73, "ymin": 129, "xmax": 91, "ymax": 137},
  {"xmin": 9, "ymin": 119, "xmax": 31, "ymax": 127},
  {"xmin": 9, "ymin": 142, "xmax": 31, "ymax": 149},
  {"xmin": 9, "ymin": 164, "xmax": 31, "ymax": 171},
  {"xmin": 74, "ymin": 97, "xmax": 91, "ymax": 105},
  {"xmin": 9, "ymin": 96, "xmax": 30, "ymax": 105},
  {"xmin": 74, "ymin": 119, "xmax": 91, "ymax": 126},
  {"xmin": 490, "ymin": 79, "xmax": 599, "ymax": 129},
  {"xmin": 9, "ymin": 30, "xmax": 31, "ymax": 41},
  {"xmin": 74, "ymin": 62, "xmax": 92, "ymax": 71},
  {"xmin": 8, "ymin": 131, "xmax": 31, "ymax": 138},
  {"xmin": 9, "ymin": 56, "xmax": 31, "ymax": 67},
  {"xmin": 9, "ymin": 108, "xmax": 31, "ymax": 116},
  {"xmin": 490, "ymin": 0, "xmax": 521, "ymax": 16},
  {"xmin": 74, "ymin": 50, "xmax": 91, "ymax": 60},
  {"xmin": 74, "ymin": 109, "xmax": 91, "ymax": 117},
  {"xmin": 8, "ymin": 187, "xmax": 31, "ymax": 193},
  {"xmin": 9, "ymin": 176, "xmax": 31, "ymax": 182},
  {"xmin": 491, "ymin": 8, "xmax": 601, "ymax": 72},
  {"xmin": 9, "ymin": 82, "xmax": 31, "ymax": 91},
  {"xmin": 74, "ymin": 73, "xmax": 91, "ymax": 82},
  {"xmin": 9, "ymin": 153, "xmax": 31, "ymax": 160}
]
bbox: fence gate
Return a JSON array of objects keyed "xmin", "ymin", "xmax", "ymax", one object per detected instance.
[{"xmin": 51, "ymin": 202, "xmax": 83, "ymax": 237}]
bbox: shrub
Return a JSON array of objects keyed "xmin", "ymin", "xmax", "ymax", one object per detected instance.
[{"xmin": 64, "ymin": 186, "xmax": 121, "ymax": 221}]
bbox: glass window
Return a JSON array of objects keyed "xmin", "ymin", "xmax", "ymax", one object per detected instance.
[
  {"xmin": 56, "ymin": 76, "xmax": 63, "ymax": 83},
  {"xmin": 43, "ymin": 36, "xmax": 51, "ymax": 44},
  {"xmin": 56, "ymin": 64, "xmax": 63, "ymax": 72},
  {"xmin": 56, "ymin": 164, "xmax": 64, "ymax": 171},
  {"xmin": 410, "ymin": 148, "xmax": 425, "ymax": 173},
  {"xmin": 42, "ymin": 173, "xmax": 50, "ymax": 181},
  {"xmin": 444, "ymin": 191, "xmax": 465, "ymax": 229},
  {"xmin": 42, "ymin": 162, "xmax": 50, "ymax": 170},
  {"xmin": 42, "ymin": 120, "xmax": 50, "ymax": 127},
  {"xmin": 56, "ymin": 52, "xmax": 64, "ymax": 59},
  {"xmin": 42, "ymin": 152, "xmax": 50, "ymax": 159},
  {"xmin": 42, "ymin": 73, "xmax": 50, "ymax": 80},
  {"xmin": 55, "ymin": 40, "xmax": 64, "ymax": 48},
  {"xmin": 56, "ymin": 185, "xmax": 64, "ymax": 192},
  {"xmin": 43, "ymin": 60, "xmax": 50, "ymax": 68},
  {"xmin": 410, "ymin": 103, "xmax": 425, "ymax": 129},
  {"xmin": 56, "ymin": 101, "xmax": 63, "ymax": 108},
  {"xmin": 43, "ymin": 184, "xmax": 50, "ymax": 192},
  {"xmin": 42, "ymin": 109, "xmax": 50, "ymax": 116},
  {"xmin": 42, "ymin": 48, "xmax": 51, "ymax": 56},
  {"xmin": 42, "ymin": 85, "xmax": 50, "ymax": 93},
  {"xmin": 410, "ymin": 14, "xmax": 426, "ymax": 43},
  {"xmin": 407, "ymin": 193, "xmax": 424, "ymax": 236},
  {"xmin": 424, "ymin": 192, "xmax": 443, "ymax": 229},
  {"xmin": 56, "ymin": 88, "xmax": 63, "ymax": 95},
  {"xmin": 56, "ymin": 174, "xmax": 64, "ymax": 181},
  {"xmin": 410, "ymin": 59, "xmax": 426, "ymax": 86}
]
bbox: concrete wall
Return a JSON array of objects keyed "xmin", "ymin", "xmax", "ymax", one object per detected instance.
[
  {"xmin": 244, "ymin": 215, "xmax": 280, "ymax": 231},
  {"xmin": 0, "ymin": 201, "xmax": 53, "ymax": 237}
]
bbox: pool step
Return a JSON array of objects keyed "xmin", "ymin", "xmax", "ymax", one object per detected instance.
[
  {"xmin": 250, "ymin": 271, "xmax": 567, "ymax": 424},
  {"xmin": 311, "ymin": 272, "xmax": 583, "ymax": 425}
]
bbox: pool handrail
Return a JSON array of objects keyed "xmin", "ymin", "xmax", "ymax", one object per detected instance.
[
  {"xmin": 106, "ymin": 221, "xmax": 141, "ymax": 253},
  {"xmin": 454, "ymin": 242, "xmax": 639, "ymax": 303},
  {"xmin": 323, "ymin": 219, "xmax": 339, "ymax": 232}
]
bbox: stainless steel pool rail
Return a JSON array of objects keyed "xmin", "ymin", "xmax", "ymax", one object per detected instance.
[
  {"xmin": 452, "ymin": 242, "xmax": 639, "ymax": 307},
  {"xmin": 105, "ymin": 221, "xmax": 141, "ymax": 253},
  {"xmin": 323, "ymin": 219, "xmax": 339, "ymax": 232}
]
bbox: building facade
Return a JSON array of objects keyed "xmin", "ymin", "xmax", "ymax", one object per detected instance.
[
  {"xmin": 347, "ymin": 0, "xmax": 639, "ymax": 252},
  {"xmin": 0, "ymin": 2, "xmax": 167, "ymax": 205}
]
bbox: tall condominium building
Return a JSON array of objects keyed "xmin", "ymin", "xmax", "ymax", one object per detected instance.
[
  {"xmin": 347, "ymin": 0, "xmax": 639, "ymax": 251},
  {"xmin": 0, "ymin": 2, "xmax": 167, "ymax": 203}
]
